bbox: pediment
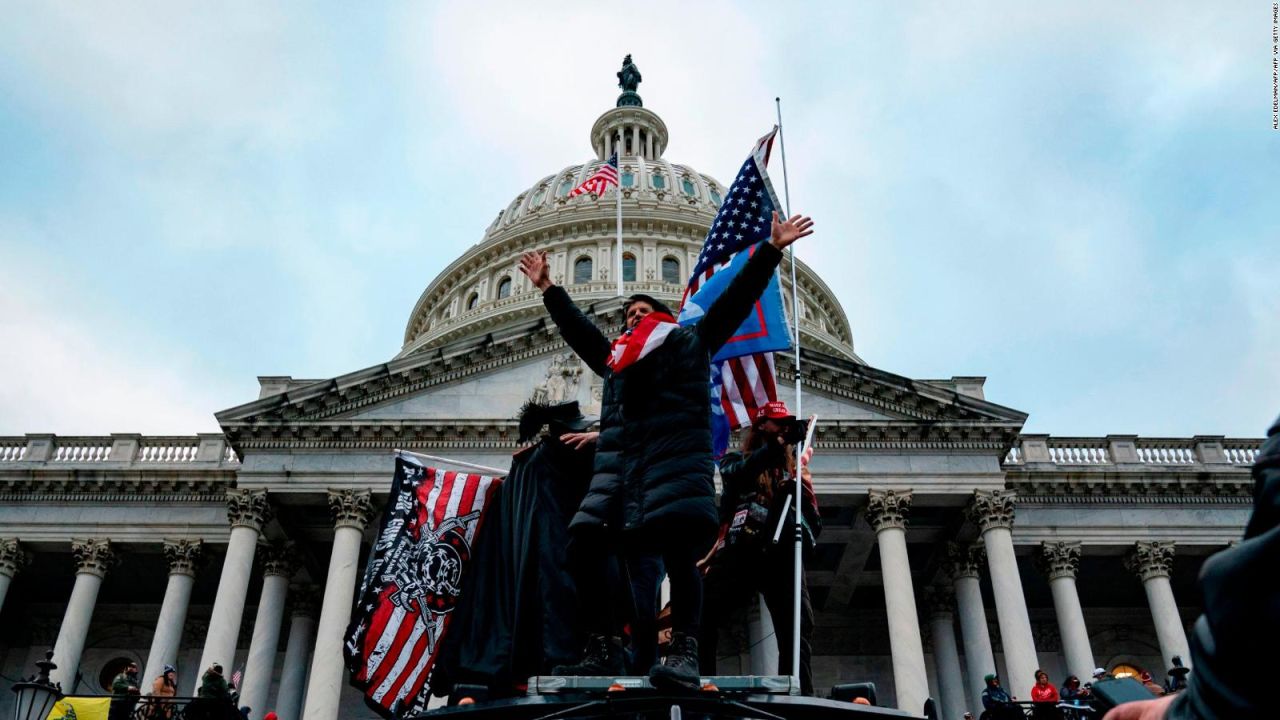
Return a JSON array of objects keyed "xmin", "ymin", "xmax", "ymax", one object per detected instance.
[{"xmin": 217, "ymin": 301, "xmax": 1026, "ymax": 452}]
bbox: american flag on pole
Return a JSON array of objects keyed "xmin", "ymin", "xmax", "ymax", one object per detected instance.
[
  {"xmin": 567, "ymin": 152, "xmax": 619, "ymax": 198},
  {"xmin": 345, "ymin": 453, "xmax": 502, "ymax": 718},
  {"xmin": 679, "ymin": 128, "xmax": 791, "ymax": 456}
]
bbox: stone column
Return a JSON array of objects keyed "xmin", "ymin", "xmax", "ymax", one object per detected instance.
[
  {"xmin": 303, "ymin": 490, "xmax": 375, "ymax": 720},
  {"xmin": 1036, "ymin": 541, "xmax": 1095, "ymax": 682},
  {"xmin": 866, "ymin": 490, "xmax": 929, "ymax": 714},
  {"xmin": 275, "ymin": 585, "xmax": 319, "ymax": 720},
  {"xmin": 925, "ymin": 585, "xmax": 968, "ymax": 720},
  {"xmin": 1125, "ymin": 541, "xmax": 1190, "ymax": 672},
  {"xmin": 143, "ymin": 540, "xmax": 203, "ymax": 687},
  {"xmin": 194, "ymin": 489, "xmax": 271, "ymax": 695},
  {"xmin": 0, "ymin": 538, "xmax": 27, "ymax": 615},
  {"xmin": 968, "ymin": 490, "xmax": 1038, "ymax": 698},
  {"xmin": 51, "ymin": 539, "xmax": 115, "ymax": 690},
  {"xmin": 240, "ymin": 543, "xmax": 297, "ymax": 720},
  {"xmin": 945, "ymin": 541, "xmax": 995, "ymax": 715}
]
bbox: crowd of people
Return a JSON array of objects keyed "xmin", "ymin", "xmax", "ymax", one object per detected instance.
[
  {"xmin": 107, "ymin": 661, "xmax": 281, "ymax": 720},
  {"xmin": 975, "ymin": 660, "xmax": 1191, "ymax": 720}
]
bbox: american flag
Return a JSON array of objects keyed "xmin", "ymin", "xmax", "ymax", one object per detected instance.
[
  {"xmin": 682, "ymin": 128, "xmax": 785, "ymax": 455},
  {"xmin": 567, "ymin": 152, "xmax": 619, "ymax": 198},
  {"xmin": 345, "ymin": 454, "xmax": 502, "ymax": 718},
  {"xmin": 229, "ymin": 668, "xmax": 242, "ymax": 690}
]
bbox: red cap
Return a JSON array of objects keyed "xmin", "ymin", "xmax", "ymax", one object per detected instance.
[
  {"xmin": 753, "ymin": 401, "xmax": 794, "ymax": 425},
  {"xmin": 264, "ymin": 714, "xmax": 278, "ymax": 720}
]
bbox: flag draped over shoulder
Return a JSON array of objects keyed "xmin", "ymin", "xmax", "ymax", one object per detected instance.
[
  {"xmin": 345, "ymin": 453, "xmax": 503, "ymax": 718},
  {"xmin": 567, "ymin": 152, "xmax": 619, "ymax": 198},
  {"xmin": 678, "ymin": 128, "xmax": 791, "ymax": 455}
]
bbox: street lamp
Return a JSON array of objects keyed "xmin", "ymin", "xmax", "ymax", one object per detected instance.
[{"xmin": 11, "ymin": 651, "xmax": 62, "ymax": 720}]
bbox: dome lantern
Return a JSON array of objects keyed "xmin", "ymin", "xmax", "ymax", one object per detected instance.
[{"xmin": 591, "ymin": 55, "xmax": 668, "ymax": 161}]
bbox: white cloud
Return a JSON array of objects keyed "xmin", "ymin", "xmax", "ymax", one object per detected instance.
[{"xmin": 0, "ymin": 236, "xmax": 235, "ymax": 435}]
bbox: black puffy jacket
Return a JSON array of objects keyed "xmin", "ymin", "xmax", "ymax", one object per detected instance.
[{"xmin": 542, "ymin": 241, "xmax": 785, "ymax": 537}]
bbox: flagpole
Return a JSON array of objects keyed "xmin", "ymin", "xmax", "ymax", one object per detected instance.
[
  {"xmin": 775, "ymin": 96, "xmax": 804, "ymax": 691},
  {"xmin": 616, "ymin": 134, "xmax": 624, "ymax": 297},
  {"xmin": 394, "ymin": 449, "xmax": 507, "ymax": 476}
]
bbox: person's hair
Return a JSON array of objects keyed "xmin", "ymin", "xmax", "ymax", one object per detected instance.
[
  {"xmin": 1035, "ymin": 669, "xmax": 1048, "ymax": 681},
  {"xmin": 623, "ymin": 293, "xmax": 673, "ymax": 318},
  {"xmin": 1065, "ymin": 675, "xmax": 1079, "ymax": 685}
]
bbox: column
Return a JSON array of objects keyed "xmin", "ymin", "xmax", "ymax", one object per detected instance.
[
  {"xmin": 0, "ymin": 538, "xmax": 27, "ymax": 615},
  {"xmin": 866, "ymin": 490, "xmax": 929, "ymax": 714},
  {"xmin": 1125, "ymin": 541, "xmax": 1190, "ymax": 672},
  {"xmin": 945, "ymin": 542, "xmax": 995, "ymax": 715},
  {"xmin": 240, "ymin": 542, "xmax": 297, "ymax": 720},
  {"xmin": 925, "ymin": 586, "xmax": 967, "ymax": 720},
  {"xmin": 274, "ymin": 585, "xmax": 319, "ymax": 720},
  {"xmin": 645, "ymin": 132, "xmax": 654, "ymax": 160},
  {"xmin": 631, "ymin": 125, "xmax": 640, "ymax": 158},
  {"xmin": 302, "ymin": 490, "xmax": 375, "ymax": 720},
  {"xmin": 194, "ymin": 489, "xmax": 272, "ymax": 695},
  {"xmin": 51, "ymin": 539, "xmax": 115, "ymax": 690},
  {"xmin": 143, "ymin": 540, "xmax": 203, "ymax": 686},
  {"xmin": 1036, "ymin": 541, "xmax": 1095, "ymax": 682},
  {"xmin": 968, "ymin": 490, "xmax": 1038, "ymax": 698}
]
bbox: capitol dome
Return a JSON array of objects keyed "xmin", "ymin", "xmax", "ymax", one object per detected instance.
[{"xmin": 398, "ymin": 85, "xmax": 856, "ymax": 362}]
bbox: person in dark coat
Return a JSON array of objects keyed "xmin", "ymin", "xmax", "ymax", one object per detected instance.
[
  {"xmin": 1103, "ymin": 412, "xmax": 1280, "ymax": 720},
  {"xmin": 519, "ymin": 211, "xmax": 815, "ymax": 690},
  {"xmin": 982, "ymin": 674, "xmax": 1024, "ymax": 720},
  {"xmin": 435, "ymin": 400, "xmax": 600, "ymax": 696},
  {"xmin": 108, "ymin": 661, "xmax": 140, "ymax": 720},
  {"xmin": 698, "ymin": 401, "xmax": 820, "ymax": 694}
]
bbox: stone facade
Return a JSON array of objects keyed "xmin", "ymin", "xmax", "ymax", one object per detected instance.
[{"xmin": 0, "ymin": 81, "xmax": 1264, "ymax": 720}]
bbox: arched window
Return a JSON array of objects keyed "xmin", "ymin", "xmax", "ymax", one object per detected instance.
[
  {"xmin": 709, "ymin": 188, "xmax": 722, "ymax": 206},
  {"xmin": 621, "ymin": 171, "xmax": 635, "ymax": 188},
  {"xmin": 573, "ymin": 257, "xmax": 593, "ymax": 284},
  {"xmin": 467, "ymin": 293, "xmax": 479, "ymax": 311},
  {"xmin": 531, "ymin": 186, "xmax": 547, "ymax": 205},
  {"xmin": 558, "ymin": 178, "xmax": 575, "ymax": 197},
  {"xmin": 661, "ymin": 256, "xmax": 680, "ymax": 284},
  {"xmin": 622, "ymin": 253, "xmax": 636, "ymax": 282},
  {"xmin": 651, "ymin": 174, "xmax": 666, "ymax": 190},
  {"xmin": 497, "ymin": 276, "xmax": 512, "ymax": 299},
  {"xmin": 681, "ymin": 178, "xmax": 696, "ymax": 196}
]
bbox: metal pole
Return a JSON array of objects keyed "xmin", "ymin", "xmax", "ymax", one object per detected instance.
[
  {"xmin": 617, "ymin": 134, "xmax": 624, "ymax": 297},
  {"xmin": 393, "ymin": 450, "xmax": 507, "ymax": 476},
  {"xmin": 775, "ymin": 96, "xmax": 803, "ymax": 690}
]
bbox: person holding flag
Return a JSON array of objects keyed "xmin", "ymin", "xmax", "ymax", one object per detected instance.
[
  {"xmin": 518, "ymin": 197, "xmax": 812, "ymax": 690},
  {"xmin": 697, "ymin": 401, "xmax": 820, "ymax": 695}
]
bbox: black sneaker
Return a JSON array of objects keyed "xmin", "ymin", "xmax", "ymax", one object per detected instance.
[
  {"xmin": 648, "ymin": 632, "xmax": 701, "ymax": 691},
  {"xmin": 551, "ymin": 635, "xmax": 626, "ymax": 676}
]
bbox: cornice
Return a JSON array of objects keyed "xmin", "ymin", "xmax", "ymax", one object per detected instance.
[{"xmin": 0, "ymin": 474, "xmax": 232, "ymax": 498}]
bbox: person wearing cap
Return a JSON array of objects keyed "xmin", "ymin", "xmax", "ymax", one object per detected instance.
[
  {"xmin": 519, "ymin": 211, "xmax": 815, "ymax": 690},
  {"xmin": 697, "ymin": 399, "xmax": 820, "ymax": 694},
  {"xmin": 147, "ymin": 665, "xmax": 178, "ymax": 720},
  {"xmin": 982, "ymin": 673, "xmax": 1023, "ymax": 720}
]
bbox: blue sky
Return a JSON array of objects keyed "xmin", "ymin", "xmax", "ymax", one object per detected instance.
[{"xmin": 0, "ymin": 1, "xmax": 1276, "ymax": 437}]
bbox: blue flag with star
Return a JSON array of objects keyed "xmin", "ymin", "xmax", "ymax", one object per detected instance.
[{"xmin": 677, "ymin": 128, "xmax": 792, "ymax": 363}]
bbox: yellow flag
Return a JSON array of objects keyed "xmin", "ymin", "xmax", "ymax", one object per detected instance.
[{"xmin": 47, "ymin": 697, "xmax": 111, "ymax": 720}]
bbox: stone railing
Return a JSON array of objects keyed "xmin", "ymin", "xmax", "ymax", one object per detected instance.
[
  {"xmin": 1005, "ymin": 434, "xmax": 1262, "ymax": 468},
  {"xmin": 0, "ymin": 434, "xmax": 239, "ymax": 466}
]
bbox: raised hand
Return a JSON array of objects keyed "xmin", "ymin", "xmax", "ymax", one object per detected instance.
[
  {"xmin": 769, "ymin": 212, "xmax": 815, "ymax": 249},
  {"xmin": 519, "ymin": 250, "xmax": 552, "ymax": 291}
]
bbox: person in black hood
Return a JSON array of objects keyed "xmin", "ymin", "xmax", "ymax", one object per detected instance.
[
  {"xmin": 519, "ymin": 210, "xmax": 815, "ymax": 690},
  {"xmin": 435, "ymin": 400, "xmax": 600, "ymax": 696}
]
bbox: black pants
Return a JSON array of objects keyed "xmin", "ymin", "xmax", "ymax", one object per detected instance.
[
  {"xmin": 698, "ymin": 542, "xmax": 814, "ymax": 695},
  {"xmin": 568, "ymin": 522, "xmax": 711, "ymax": 662}
]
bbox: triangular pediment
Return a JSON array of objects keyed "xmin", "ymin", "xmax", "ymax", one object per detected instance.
[{"xmin": 217, "ymin": 301, "xmax": 1026, "ymax": 452}]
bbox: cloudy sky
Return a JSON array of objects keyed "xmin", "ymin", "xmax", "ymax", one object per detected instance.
[{"xmin": 1, "ymin": 1, "xmax": 1276, "ymax": 437}]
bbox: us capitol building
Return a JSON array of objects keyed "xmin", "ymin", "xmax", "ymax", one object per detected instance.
[{"xmin": 0, "ymin": 68, "xmax": 1261, "ymax": 720}]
